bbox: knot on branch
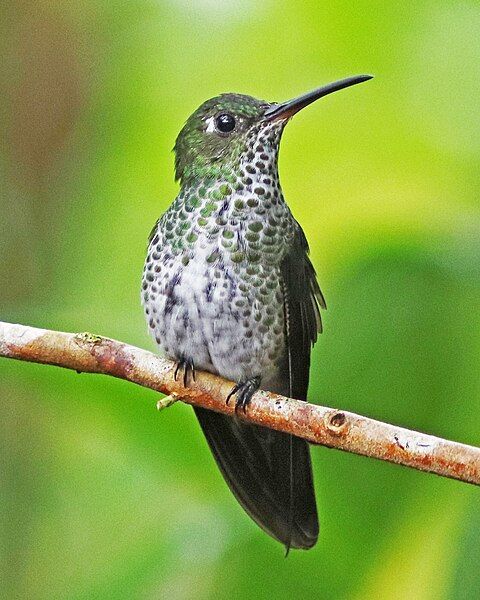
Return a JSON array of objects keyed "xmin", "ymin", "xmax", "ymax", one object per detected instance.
[{"xmin": 325, "ymin": 411, "xmax": 348, "ymax": 435}]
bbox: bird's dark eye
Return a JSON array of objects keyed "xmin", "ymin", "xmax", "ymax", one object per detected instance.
[{"xmin": 215, "ymin": 113, "xmax": 236, "ymax": 133}]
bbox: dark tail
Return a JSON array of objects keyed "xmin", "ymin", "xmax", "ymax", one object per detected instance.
[{"xmin": 194, "ymin": 406, "xmax": 318, "ymax": 550}]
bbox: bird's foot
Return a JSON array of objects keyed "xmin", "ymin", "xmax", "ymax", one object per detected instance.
[
  {"xmin": 174, "ymin": 357, "xmax": 196, "ymax": 387},
  {"xmin": 226, "ymin": 376, "xmax": 261, "ymax": 413}
]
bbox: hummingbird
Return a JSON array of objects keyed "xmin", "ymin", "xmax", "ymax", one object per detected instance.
[{"xmin": 142, "ymin": 75, "xmax": 372, "ymax": 551}]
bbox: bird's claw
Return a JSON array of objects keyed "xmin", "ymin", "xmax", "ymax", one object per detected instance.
[
  {"xmin": 226, "ymin": 376, "xmax": 261, "ymax": 413},
  {"xmin": 174, "ymin": 357, "xmax": 196, "ymax": 387}
]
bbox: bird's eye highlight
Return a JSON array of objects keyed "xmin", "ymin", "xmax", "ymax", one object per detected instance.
[{"xmin": 215, "ymin": 113, "xmax": 236, "ymax": 133}]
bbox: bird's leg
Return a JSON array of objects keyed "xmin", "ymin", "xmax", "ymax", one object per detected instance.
[
  {"xmin": 173, "ymin": 357, "xmax": 196, "ymax": 387},
  {"xmin": 226, "ymin": 376, "xmax": 261, "ymax": 414}
]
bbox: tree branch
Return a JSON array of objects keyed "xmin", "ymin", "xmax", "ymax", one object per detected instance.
[{"xmin": 1, "ymin": 321, "xmax": 479, "ymax": 486}]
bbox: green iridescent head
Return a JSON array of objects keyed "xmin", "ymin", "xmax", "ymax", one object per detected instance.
[
  {"xmin": 173, "ymin": 75, "xmax": 373, "ymax": 184},
  {"xmin": 174, "ymin": 94, "xmax": 270, "ymax": 183}
]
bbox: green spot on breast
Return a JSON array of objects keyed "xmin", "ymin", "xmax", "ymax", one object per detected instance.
[
  {"xmin": 262, "ymin": 237, "xmax": 275, "ymax": 246},
  {"xmin": 234, "ymin": 199, "xmax": 245, "ymax": 210},
  {"xmin": 231, "ymin": 251, "xmax": 245, "ymax": 263},
  {"xmin": 187, "ymin": 196, "xmax": 201, "ymax": 209},
  {"xmin": 248, "ymin": 222, "xmax": 263, "ymax": 233},
  {"xmin": 206, "ymin": 251, "xmax": 220, "ymax": 263},
  {"xmin": 219, "ymin": 184, "xmax": 232, "ymax": 196},
  {"xmin": 203, "ymin": 201, "xmax": 218, "ymax": 216}
]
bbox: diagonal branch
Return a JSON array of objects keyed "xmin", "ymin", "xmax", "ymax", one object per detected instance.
[{"xmin": 1, "ymin": 321, "xmax": 479, "ymax": 485}]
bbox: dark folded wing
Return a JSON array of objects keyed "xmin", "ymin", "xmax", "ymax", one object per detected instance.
[
  {"xmin": 195, "ymin": 223, "xmax": 324, "ymax": 550},
  {"xmin": 281, "ymin": 222, "xmax": 325, "ymax": 401}
]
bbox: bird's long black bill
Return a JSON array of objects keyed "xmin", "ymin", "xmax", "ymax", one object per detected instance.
[{"xmin": 264, "ymin": 74, "xmax": 373, "ymax": 121}]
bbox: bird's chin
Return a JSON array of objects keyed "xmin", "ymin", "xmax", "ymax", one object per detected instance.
[{"xmin": 259, "ymin": 118, "xmax": 288, "ymax": 135}]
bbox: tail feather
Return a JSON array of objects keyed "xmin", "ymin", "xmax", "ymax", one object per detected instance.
[{"xmin": 194, "ymin": 406, "xmax": 318, "ymax": 550}]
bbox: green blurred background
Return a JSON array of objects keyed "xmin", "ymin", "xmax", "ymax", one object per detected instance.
[{"xmin": 1, "ymin": 1, "xmax": 479, "ymax": 598}]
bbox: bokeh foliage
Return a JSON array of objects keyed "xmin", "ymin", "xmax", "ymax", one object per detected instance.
[{"xmin": 1, "ymin": 1, "xmax": 479, "ymax": 598}]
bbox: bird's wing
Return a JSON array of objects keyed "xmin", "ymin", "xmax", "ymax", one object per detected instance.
[
  {"xmin": 280, "ymin": 221, "xmax": 325, "ymax": 401},
  {"xmin": 194, "ymin": 223, "xmax": 324, "ymax": 551}
]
